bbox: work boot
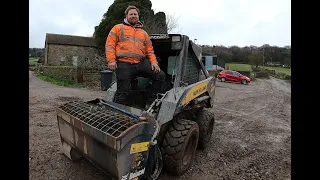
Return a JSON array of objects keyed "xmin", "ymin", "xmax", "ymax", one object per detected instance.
[{"xmin": 113, "ymin": 92, "xmax": 128, "ymax": 105}]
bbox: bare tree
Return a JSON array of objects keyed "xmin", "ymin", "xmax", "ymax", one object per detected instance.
[
  {"xmin": 77, "ymin": 48, "xmax": 107, "ymax": 71},
  {"xmin": 166, "ymin": 13, "xmax": 182, "ymax": 34},
  {"xmin": 248, "ymin": 51, "xmax": 262, "ymax": 68},
  {"xmin": 141, "ymin": 12, "xmax": 181, "ymax": 34}
]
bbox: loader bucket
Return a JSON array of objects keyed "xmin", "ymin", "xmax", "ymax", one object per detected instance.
[{"xmin": 55, "ymin": 100, "xmax": 156, "ymax": 180}]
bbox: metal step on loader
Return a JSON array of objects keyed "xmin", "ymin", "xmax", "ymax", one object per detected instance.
[{"xmin": 55, "ymin": 34, "xmax": 216, "ymax": 180}]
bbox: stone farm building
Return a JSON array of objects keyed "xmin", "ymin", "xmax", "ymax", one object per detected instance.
[
  {"xmin": 44, "ymin": 33, "xmax": 98, "ymax": 66},
  {"xmin": 42, "ymin": 33, "xmax": 104, "ymax": 88}
]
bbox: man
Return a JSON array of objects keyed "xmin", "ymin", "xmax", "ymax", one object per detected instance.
[{"xmin": 105, "ymin": 5, "xmax": 166, "ymax": 108}]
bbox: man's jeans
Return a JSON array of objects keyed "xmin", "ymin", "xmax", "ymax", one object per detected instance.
[{"xmin": 113, "ymin": 59, "xmax": 166, "ymax": 106}]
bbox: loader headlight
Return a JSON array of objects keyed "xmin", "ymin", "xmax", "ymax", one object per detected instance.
[
  {"xmin": 171, "ymin": 35, "xmax": 182, "ymax": 50},
  {"xmin": 172, "ymin": 35, "xmax": 181, "ymax": 42}
]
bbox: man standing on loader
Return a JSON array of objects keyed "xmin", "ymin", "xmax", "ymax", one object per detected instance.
[{"xmin": 105, "ymin": 5, "xmax": 166, "ymax": 108}]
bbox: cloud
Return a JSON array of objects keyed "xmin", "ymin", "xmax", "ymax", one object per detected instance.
[{"xmin": 29, "ymin": 0, "xmax": 291, "ymax": 48}]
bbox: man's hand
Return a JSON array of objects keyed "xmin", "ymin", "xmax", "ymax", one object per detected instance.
[
  {"xmin": 151, "ymin": 63, "xmax": 160, "ymax": 73},
  {"xmin": 108, "ymin": 62, "xmax": 117, "ymax": 70}
]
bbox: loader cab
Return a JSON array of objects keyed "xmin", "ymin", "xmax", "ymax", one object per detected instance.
[
  {"xmin": 106, "ymin": 34, "xmax": 209, "ymax": 109},
  {"xmin": 133, "ymin": 34, "xmax": 209, "ymax": 91}
]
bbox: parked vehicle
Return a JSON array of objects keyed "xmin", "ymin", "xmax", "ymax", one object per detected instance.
[{"xmin": 218, "ymin": 70, "xmax": 250, "ymax": 85}]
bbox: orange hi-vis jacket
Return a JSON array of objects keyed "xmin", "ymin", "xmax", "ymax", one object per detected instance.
[{"xmin": 105, "ymin": 21, "xmax": 158, "ymax": 65}]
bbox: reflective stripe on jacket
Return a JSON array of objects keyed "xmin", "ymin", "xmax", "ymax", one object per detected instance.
[{"xmin": 105, "ymin": 22, "xmax": 157, "ymax": 65}]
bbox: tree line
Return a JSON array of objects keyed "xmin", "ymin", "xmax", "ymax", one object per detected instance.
[
  {"xmin": 30, "ymin": 44, "xmax": 291, "ymax": 68},
  {"xmin": 201, "ymin": 44, "xmax": 291, "ymax": 66},
  {"xmin": 201, "ymin": 44, "xmax": 291, "ymax": 67},
  {"xmin": 29, "ymin": 48, "xmax": 45, "ymax": 58}
]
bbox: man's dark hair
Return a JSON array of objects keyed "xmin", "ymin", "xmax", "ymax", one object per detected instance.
[{"xmin": 125, "ymin": 5, "xmax": 140, "ymax": 15}]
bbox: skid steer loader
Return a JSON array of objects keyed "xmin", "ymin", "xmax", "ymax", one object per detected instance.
[{"xmin": 55, "ymin": 34, "xmax": 216, "ymax": 180}]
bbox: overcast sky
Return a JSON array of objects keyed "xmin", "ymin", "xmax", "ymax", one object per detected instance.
[{"xmin": 29, "ymin": 0, "xmax": 291, "ymax": 48}]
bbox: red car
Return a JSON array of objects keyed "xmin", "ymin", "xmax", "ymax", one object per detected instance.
[{"xmin": 218, "ymin": 70, "xmax": 251, "ymax": 85}]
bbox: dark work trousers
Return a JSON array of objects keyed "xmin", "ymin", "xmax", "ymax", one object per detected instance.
[{"xmin": 113, "ymin": 59, "xmax": 166, "ymax": 105}]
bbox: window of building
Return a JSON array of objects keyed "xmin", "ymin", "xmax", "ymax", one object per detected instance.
[
  {"xmin": 60, "ymin": 56, "xmax": 66, "ymax": 65},
  {"xmin": 72, "ymin": 56, "xmax": 78, "ymax": 66}
]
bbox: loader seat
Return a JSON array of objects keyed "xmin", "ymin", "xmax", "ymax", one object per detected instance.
[{"xmin": 131, "ymin": 56, "xmax": 175, "ymax": 91}]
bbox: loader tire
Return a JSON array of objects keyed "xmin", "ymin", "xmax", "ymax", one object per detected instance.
[
  {"xmin": 161, "ymin": 119, "xmax": 199, "ymax": 175},
  {"xmin": 194, "ymin": 109, "xmax": 215, "ymax": 149}
]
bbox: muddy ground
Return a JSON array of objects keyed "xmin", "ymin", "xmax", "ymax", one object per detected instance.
[{"xmin": 29, "ymin": 71, "xmax": 291, "ymax": 180}]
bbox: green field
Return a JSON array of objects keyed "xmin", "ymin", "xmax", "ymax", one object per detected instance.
[
  {"xmin": 225, "ymin": 63, "xmax": 291, "ymax": 76},
  {"xmin": 29, "ymin": 58, "xmax": 38, "ymax": 65},
  {"xmin": 263, "ymin": 66, "xmax": 291, "ymax": 75},
  {"xmin": 225, "ymin": 63, "xmax": 252, "ymax": 71}
]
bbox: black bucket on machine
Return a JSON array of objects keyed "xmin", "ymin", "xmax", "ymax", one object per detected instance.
[{"xmin": 101, "ymin": 70, "xmax": 113, "ymax": 91}]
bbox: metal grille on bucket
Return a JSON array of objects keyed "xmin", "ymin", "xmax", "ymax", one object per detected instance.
[{"xmin": 59, "ymin": 101, "xmax": 139, "ymax": 137}]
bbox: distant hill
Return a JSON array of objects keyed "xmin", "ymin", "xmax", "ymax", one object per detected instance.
[{"xmin": 29, "ymin": 48, "xmax": 45, "ymax": 58}]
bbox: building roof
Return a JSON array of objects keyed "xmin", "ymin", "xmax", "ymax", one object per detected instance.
[
  {"xmin": 202, "ymin": 52, "xmax": 217, "ymax": 56},
  {"xmin": 45, "ymin": 33, "xmax": 98, "ymax": 47}
]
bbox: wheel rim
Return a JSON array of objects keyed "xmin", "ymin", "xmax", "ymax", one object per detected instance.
[
  {"xmin": 183, "ymin": 133, "xmax": 197, "ymax": 166},
  {"xmin": 222, "ymin": 78, "xmax": 225, "ymax": 82},
  {"xmin": 242, "ymin": 80, "xmax": 247, "ymax": 84}
]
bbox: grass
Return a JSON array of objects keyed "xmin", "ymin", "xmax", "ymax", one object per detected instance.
[
  {"xmin": 225, "ymin": 63, "xmax": 252, "ymax": 71},
  {"xmin": 34, "ymin": 72, "xmax": 87, "ymax": 88},
  {"xmin": 226, "ymin": 63, "xmax": 291, "ymax": 75},
  {"xmin": 29, "ymin": 58, "xmax": 38, "ymax": 65},
  {"xmin": 263, "ymin": 66, "xmax": 291, "ymax": 76}
]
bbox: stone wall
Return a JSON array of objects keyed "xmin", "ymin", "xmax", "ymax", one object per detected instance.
[
  {"xmin": 38, "ymin": 66, "xmax": 78, "ymax": 81},
  {"xmin": 82, "ymin": 70, "xmax": 116, "ymax": 89},
  {"xmin": 36, "ymin": 65, "xmax": 110, "ymax": 89},
  {"xmin": 82, "ymin": 69, "xmax": 101, "ymax": 88},
  {"xmin": 46, "ymin": 44, "xmax": 98, "ymax": 66}
]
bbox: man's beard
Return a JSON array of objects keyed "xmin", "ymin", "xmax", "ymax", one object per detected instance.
[{"xmin": 128, "ymin": 17, "xmax": 138, "ymax": 25}]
